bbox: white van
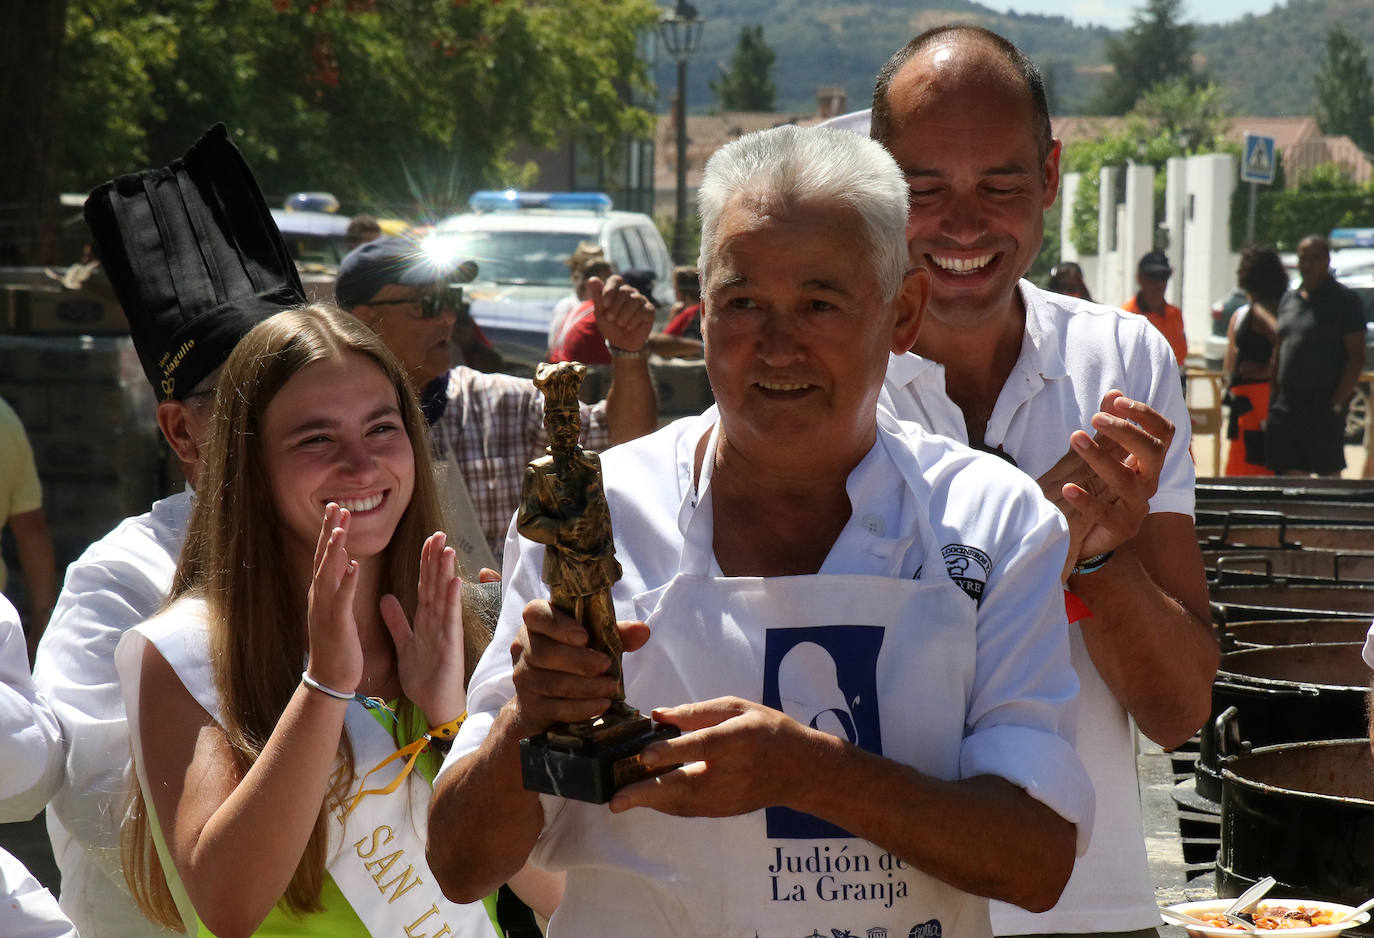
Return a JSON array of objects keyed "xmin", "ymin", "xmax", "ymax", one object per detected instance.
[{"xmin": 427, "ymin": 191, "xmax": 672, "ymax": 374}]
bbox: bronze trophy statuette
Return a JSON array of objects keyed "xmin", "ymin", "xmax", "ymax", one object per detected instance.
[{"xmin": 517, "ymin": 361, "xmax": 678, "ymax": 804}]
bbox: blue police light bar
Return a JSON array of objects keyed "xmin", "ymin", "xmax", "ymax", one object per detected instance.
[
  {"xmin": 1330, "ymin": 227, "xmax": 1374, "ymax": 249},
  {"xmin": 468, "ymin": 190, "xmax": 613, "ymax": 214}
]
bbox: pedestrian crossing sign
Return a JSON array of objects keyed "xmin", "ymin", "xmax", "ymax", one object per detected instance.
[{"xmin": 1242, "ymin": 133, "xmax": 1276, "ymax": 185}]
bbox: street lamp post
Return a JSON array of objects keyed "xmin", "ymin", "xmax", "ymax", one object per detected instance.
[{"xmin": 658, "ymin": 1, "xmax": 704, "ymax": 265}]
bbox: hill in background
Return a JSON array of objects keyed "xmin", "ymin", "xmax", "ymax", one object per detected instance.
[{"xmin": 654, "ymin": 0, "xmax": 1374, "ymax": 119}]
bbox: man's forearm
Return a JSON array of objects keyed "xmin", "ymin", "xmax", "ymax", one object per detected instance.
[
  {"xmin": 796, "ymin": 736, "xmax": 1076, "ymax": 912},
  {"xmin": 10, "ymin": 509, "xmax": 56, "ymax": 630},
  {"xmin": 604, "ymin": 356, "xmax": 656, "ymax": 445},
  {"xmin": 1068, "ymin": 534, "xmax": 1217, "ymax": 749},
  {"xmin": 1334, "ymin": 347, "xmax": 1364, "ymax": 406},
  {"xmin": 428, "ymin": 702, "xmax": 547, "ymax": 903}
]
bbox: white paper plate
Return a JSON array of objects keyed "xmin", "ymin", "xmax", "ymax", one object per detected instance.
[{"xmin": 1163, "ymin": 898, "xmax": 1371, "ymax": 936}]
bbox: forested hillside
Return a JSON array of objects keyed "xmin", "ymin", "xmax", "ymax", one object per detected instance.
[{"xmin": 657, "ymin": 0, "xmax": 1373, "ymax": 118}]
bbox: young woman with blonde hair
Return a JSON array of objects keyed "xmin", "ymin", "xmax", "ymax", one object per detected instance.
[{"xmin": 116, "ymin": 305, "xmax": 499, "ymax": 937}]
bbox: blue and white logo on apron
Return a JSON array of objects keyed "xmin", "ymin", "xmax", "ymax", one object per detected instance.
[{"xmin": 762, "ymin": 625, "xmax": 885, "ymax": 839}]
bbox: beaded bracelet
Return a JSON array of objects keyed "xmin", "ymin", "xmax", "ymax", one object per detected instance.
[
  {"xmin": 426, "ymin": 713, "xmax": 467, "ymax": 741},
  {"xmin": 301, "ymin": 671, "xmax": 356, "ymax": 701},
  {"xmin": 1070, "ymin": 550, "xmax": 1114, "ymax": 576},
  {"xmin": 343, "ymin": 712, "xmax": 470, "ymax": 816}
]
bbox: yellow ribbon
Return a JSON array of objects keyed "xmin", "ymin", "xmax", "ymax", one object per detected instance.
[{"xmin": 342, "ymin": 711, "xmax": 467, "ymax": 817}]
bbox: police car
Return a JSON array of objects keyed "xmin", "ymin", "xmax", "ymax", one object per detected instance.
[{"xmin": 425, "ymin": 191, "xmax": 672, "ymax": 374}]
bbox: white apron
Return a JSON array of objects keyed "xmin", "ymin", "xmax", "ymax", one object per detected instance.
[
  {"xmin": 117, "ymin": 605, "xmax": 496, "ymax": 938},
  {"xmin": 535, "ymin": 423, "xmax": 993, "ymax": 938}
]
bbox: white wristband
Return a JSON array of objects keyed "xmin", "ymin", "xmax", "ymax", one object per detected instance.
[
  {"xmin": 301, "ymin": 671, "xmax": 355, "ymax": 701},
  {"xmin": 605, "ymin": 340, "xmax": 646, "ymax": 359}
]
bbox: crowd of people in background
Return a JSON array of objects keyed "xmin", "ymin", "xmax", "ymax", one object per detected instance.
[
  {"xmin": 1, "ymin": 18, "xmax": 1369, "ymax": 938},
  {"xmin": 1046, "ymin": 236, "xmax": 1366, "ymax": 479}
]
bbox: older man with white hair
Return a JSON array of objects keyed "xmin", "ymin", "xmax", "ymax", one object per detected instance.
[{"xmin": 427, "ymin": 124, "xmax": 1094, "ymax": 938}]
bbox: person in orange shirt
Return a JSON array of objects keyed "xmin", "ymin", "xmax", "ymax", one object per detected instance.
[{"xmin": 1122, "ymin": 251, "xmax": 1187, "ymax": 366}]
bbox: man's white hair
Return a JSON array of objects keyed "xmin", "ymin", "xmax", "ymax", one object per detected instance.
[{"xmin": 697, "ymin": 125, "xmax": 908, "ymax": 302}]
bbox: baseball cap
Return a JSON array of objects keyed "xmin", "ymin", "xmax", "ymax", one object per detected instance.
[
  {"xmin": 1138, "ymin": 251, "xmax": 1172, "ymax": 276},
  {"xmin": 335, "ymin": 235, "xmax": 478, "ymax": 309}
]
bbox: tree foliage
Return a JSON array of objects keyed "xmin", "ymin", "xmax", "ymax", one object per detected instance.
[
  {"xmin": 56, "ymin": 0, "xmax": 658, "ymax": 217},
  {"xmin": 709, "ymin": 25, "xmax": 776, "ymax": 112},
  {"xmin": 1092, "ymin": 0, "xmax": 1199, "ymax": 115},
  {"xmin": 1066, "ymin": 79, "xmax": 1234, "ymax": 254},
  {"xmin": 0, "ymin": 0, "xmax": 68, "ymax": 263},
  {"xmin": 1313, "ymin": 26, "xmax": 1374, "ymax": 153},
  {"xmin": 1250, "ymin": 183, "xmax": 1374, "ymax": 250}
]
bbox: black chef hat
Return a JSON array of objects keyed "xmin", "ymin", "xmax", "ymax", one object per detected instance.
[{"xmin": 84, "ymin": 123, "xmax": 305, "ymax": 400}]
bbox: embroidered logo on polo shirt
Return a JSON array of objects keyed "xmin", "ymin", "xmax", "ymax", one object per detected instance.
[{"xmin": 941, "ymin": 544, "xmax": 990, "ymax": 607}]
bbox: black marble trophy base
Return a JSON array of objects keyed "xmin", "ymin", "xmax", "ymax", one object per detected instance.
[{"xmin": 520, "ymin": 713, "xmax": 680, "ymax": 804}]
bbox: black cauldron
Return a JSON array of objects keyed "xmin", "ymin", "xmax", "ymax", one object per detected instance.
[
  {"xmin": 1208, "ymin": 581, "xmax": 1374, "ymax": 621},
  {"xmin": 1219, "ymin": 616, "xmax": 1373, "ymax": 650},
  {"xmin": 1198, "ymin": 516, "xmax": 1374, "ymax": 552},
  {"xmin": 1196, "ymin": 644, "xmax": 1371, "ymax": 801},
  {"xmin": 1206, "ymin": 551, "xmax": 1374, "ymax": 585},
  {"xmin": 1218, "ymin": 740, "xmax": 1374, "ymax": 937}
]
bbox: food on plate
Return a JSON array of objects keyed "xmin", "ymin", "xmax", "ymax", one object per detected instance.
[{"xmin": 1193, "ymin": 905, "xmax": 1340, "ymax": 929}]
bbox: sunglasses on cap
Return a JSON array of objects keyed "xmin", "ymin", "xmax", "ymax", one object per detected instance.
[{"xmin": 363, "ymin": 283, "xmax": 460, "ymax": 319}]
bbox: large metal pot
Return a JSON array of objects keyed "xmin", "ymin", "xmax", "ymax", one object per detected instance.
[
  {"xmin": 1198, "ymin": 501, "xmax": 1374, "ymax": 523},
  {"xmin": 1205, "ymin": 550, "xmax": 1374, "ymax": 584},
  {"xmin": 1197, "ymin": 515, "xmax": 1374, "ymax": 552},
  {"xmin": 1197, "ymin": 477, "xmax": 1374, "ymax": 499},
  {"xmin": 1208, "ymin": 581, "xmax": 1374, "ymax": 619},
  {"xmin": 1196, "ymin": 644, "xmax": 1371, "ymax": 800},
  {"xmin": 1218, "ymin": 740, "xmax": 1374, "ymax": 937},
  {"xmin": 1219, "ymin": 616, "xmax": 1373, "ymax": 650}
]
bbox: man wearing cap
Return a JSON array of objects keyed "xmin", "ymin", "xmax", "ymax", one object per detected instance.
[
  {"xmin": 336, "ymin": 237, "xmax": 657, "ymax": 568},
  {"xmin": 1122, "ymin": 251, "xmax": 1188, "ymax": 368},
  {"xmin": 32, "ymin": 123, "xmax": 305, "ymax": 938}
]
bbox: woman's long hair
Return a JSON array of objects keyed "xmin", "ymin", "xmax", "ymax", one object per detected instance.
[
  {"xmin": 1237, "ymin": 244, "xmax": 1290, "ymax": 310},
  {"xmin": 123, "ymin": 304, "xmax": 466, "ymax": 926}
]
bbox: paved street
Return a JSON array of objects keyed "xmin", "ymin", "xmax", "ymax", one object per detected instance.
[{"xmin": 1140, "ymin": 739, "xmax": 1216, "ymax": 936}]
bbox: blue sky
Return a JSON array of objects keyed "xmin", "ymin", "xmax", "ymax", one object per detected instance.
[{"xmin": 1002, "ymin": 0, "xmax": 1284, "ymax": 29}]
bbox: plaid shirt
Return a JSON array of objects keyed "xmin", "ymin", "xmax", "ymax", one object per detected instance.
[{"xmin": 428, "ymin": 366, "xmax": 609, "ymax": 560}]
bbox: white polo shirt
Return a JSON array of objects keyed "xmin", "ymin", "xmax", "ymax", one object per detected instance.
[
  {"xmin": 446, "ymin": 408, "xmax": 1093, "ymax": 937},
  {"xmin": 881, "ymin": 280, "xmax": 1194, "ymax": 935}
]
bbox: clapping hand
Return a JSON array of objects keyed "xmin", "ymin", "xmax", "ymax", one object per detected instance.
[
  {"xmin": 1045, "ymin": 390, "xmax": 1172, "ymax": 576},
  {"xmin": 305, "ymin": 503, "xmax": 364, "ymax": 696},
  {"xmin": 382, "ymin": 532, "xmax": 467, "ymax": 727}
]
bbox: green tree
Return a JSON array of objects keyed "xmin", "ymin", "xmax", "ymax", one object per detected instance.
[
  {"xmin": 1313, "ymin": 26, "xmax": 1374, "ymax": 154},
  {"xmin": 710, "ymin": 25, "xmax": 776, "ymax": 112},
  {"xmin": 56, "ymin": 0, "xmax": 659, "ymax": 215},
  {"xmin": 0, "ymin": 0, "xmax": 69, "ymax": 263},
  {"xmin": 1092, "ymin": 0, "xmax": 1198, "ymax": 115}
]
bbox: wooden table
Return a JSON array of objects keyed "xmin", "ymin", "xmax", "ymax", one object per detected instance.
[{"xmin": 1185, "ymin": 366, "xmax": 1225, "ymax": 476}]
